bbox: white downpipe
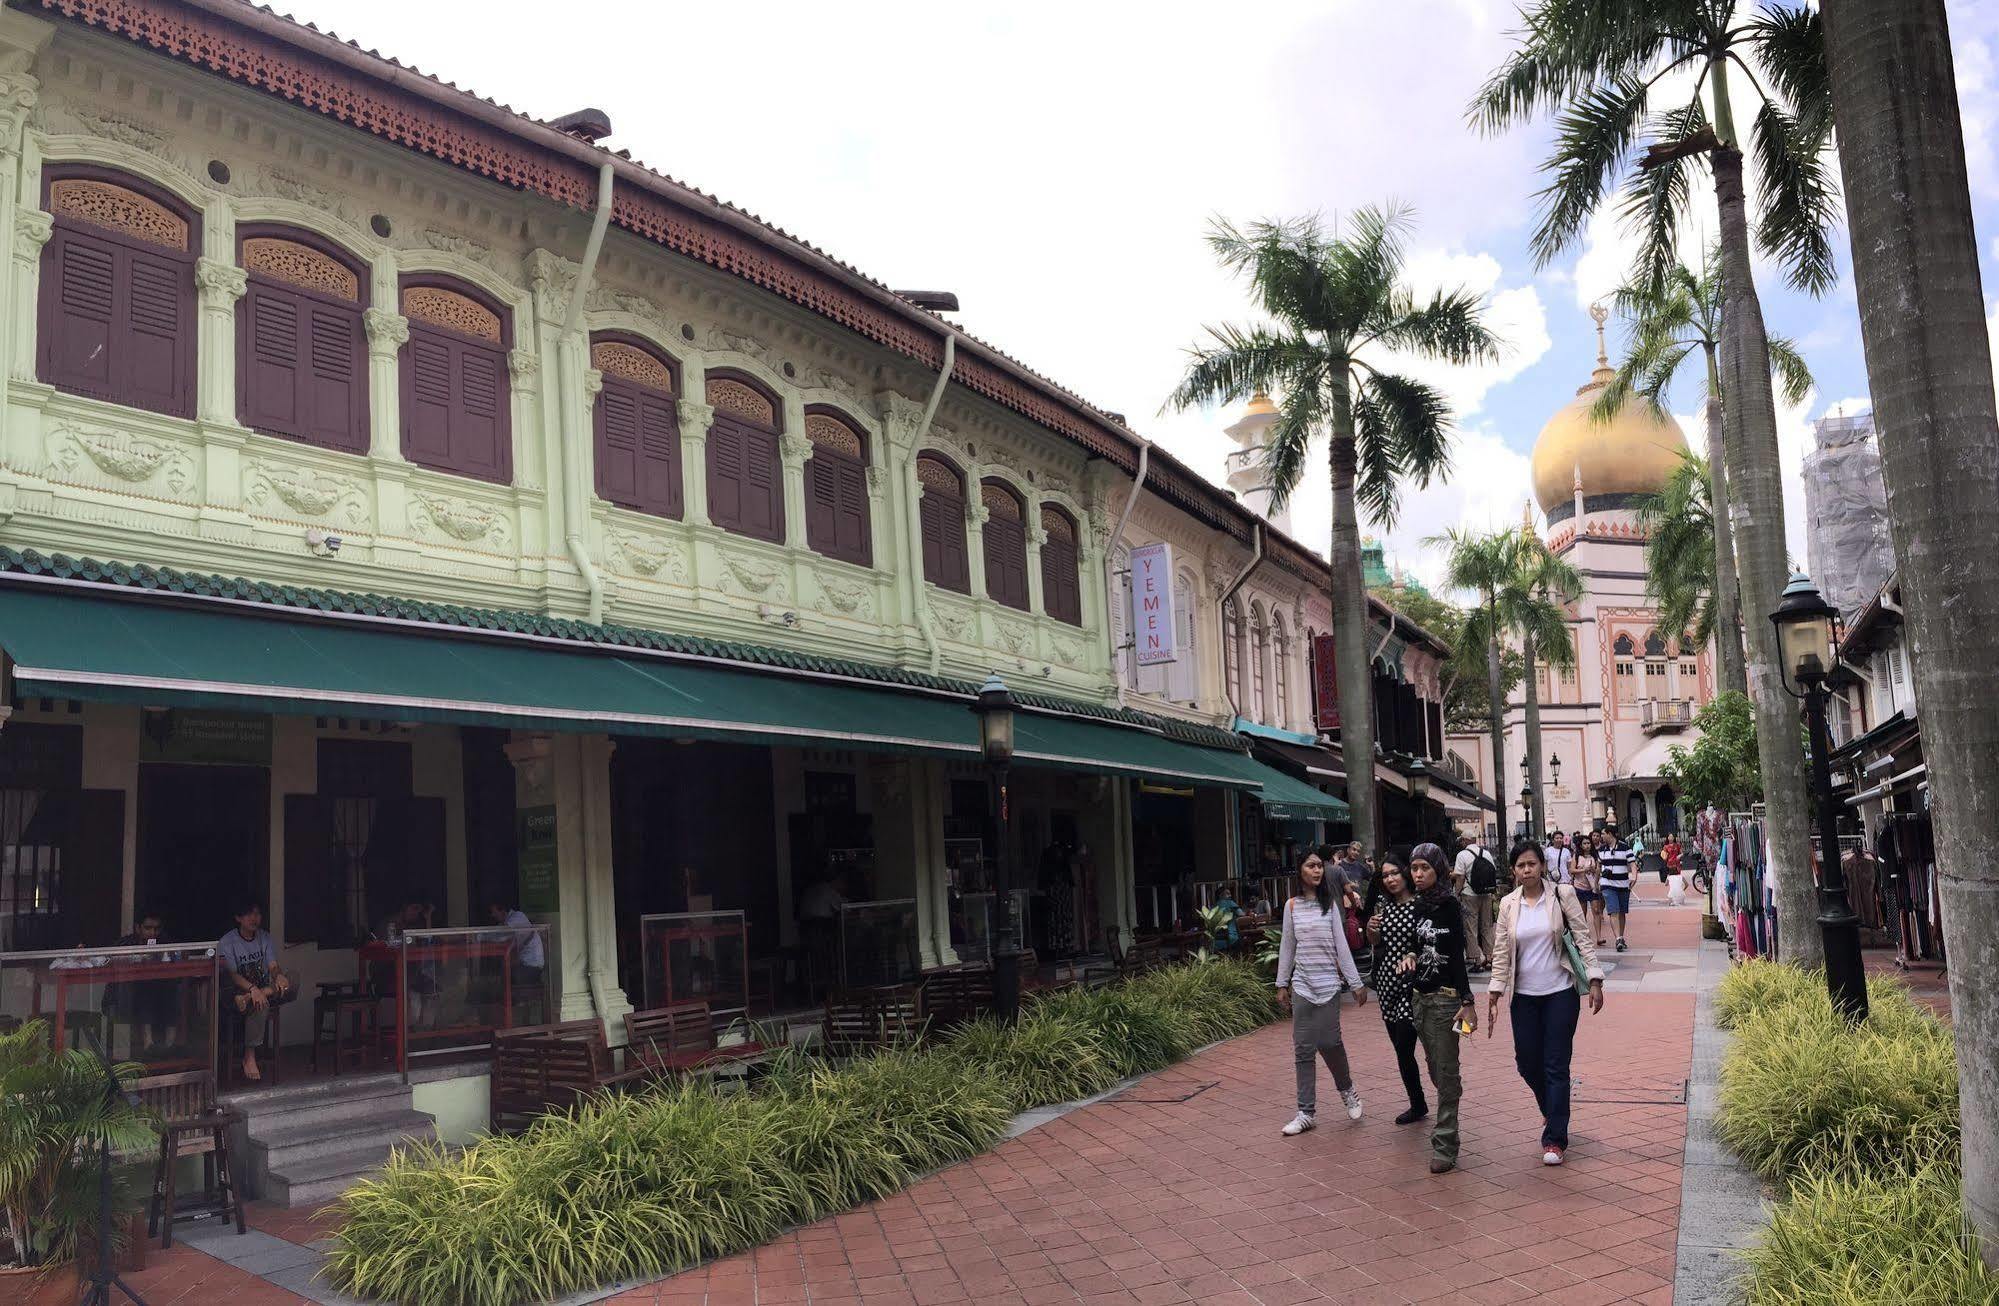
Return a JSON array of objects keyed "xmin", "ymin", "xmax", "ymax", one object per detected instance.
[
  {"xmin": 560, "ymin": 163, "xmax": 616, "ymax": 626},
  {"xmin": 1217, "ymin": 521, "xmax": 1265, "ymax": 724},
  {"xmin": 1105, "ymin": 438, "xmax": 1152, "ymax": 709},
  {"xmin": 904, "ymin": 336, "xmax": 955, "ymax": 674}
]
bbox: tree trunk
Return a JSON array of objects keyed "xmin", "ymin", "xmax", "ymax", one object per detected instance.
[
  {"xmin": 1709, "ymin": 80, "xmax": 1824, "ymax": 970},
  {"xmin": 1328, "ymin": 369, "xmax": 1378, "ymax": 852},
  {"xmin": 1701, "ymin": 357, "xmax": 1748, "ymax": 696},
  {"xmin": 1486, "ymin": 604, "xmax": 1506, "ymax": 848},
  {"xmin": 1523, "ymin": 628, "xmax": 1543, "ymax": 839},
  {"xmin": 1823, "ymin": 0, "xmax": 1999, "ymax": 1263}
]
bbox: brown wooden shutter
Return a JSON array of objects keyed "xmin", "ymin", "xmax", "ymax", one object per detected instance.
[
  {"xmin": 635, "ymin": 389, "xmax": 682, "ymax": 517},
  {"xmin": 44, "ymin": 229, "xmax": 117, "ymax": 397},
  {"xmin": 592, "ymin": 338, "xmax": 683, "ymax": 520},
  {"xmin": 805, "ymin": 455, "xmax": 838, "ymax": 556},
  {"xmin": 741, "ymin": 427, "xmax": 783, "ymax": 542},
  {"xmin": 595, "ymin": 383, "xmax": 641, "ymax": 506},
  {"xmin": 123, "ymin": 250, "xmax": 191, "ymax": 417},
  {"xmin": 403, "ymin": 334, "xmax": 456, "ymax": 466},
  {"xmin": 707, "ymin": 419, "xmax": 745, "ymax": 531},
  {"xmin": 833, "ymin": 458, "xmax": 869, "ymax": 564},
  {"xmin": 400, "ymin": 282, "xmax": 512, "ymax": 483},
  {"xmin": 985, "ymin": 517, "xmax": 1028, "ymax": 610},
  {"xmin": 237, "ymin": 234, "xmax": 367, "ymax": 453}
]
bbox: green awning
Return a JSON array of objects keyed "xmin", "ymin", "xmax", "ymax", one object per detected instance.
[
  {"xmin": 1218, "ymin": 752, "xmax": 1351, "ymax": 822},
  {"xmin": 0, "ymin": 583, "xmax": 1267, "ymax": 788}
]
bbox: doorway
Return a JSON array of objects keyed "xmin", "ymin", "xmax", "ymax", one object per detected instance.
[{"xmin": 137, "ymin": 763, "xmax": 270, "ymax": 938}]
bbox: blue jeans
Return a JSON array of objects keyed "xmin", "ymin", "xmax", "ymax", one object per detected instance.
[{"xmin": 1510, "ymin": 987, "xmax": 1581, "ymax": 1148}]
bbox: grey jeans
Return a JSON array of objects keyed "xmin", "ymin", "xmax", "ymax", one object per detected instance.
[{"xmin": 1292, "ymin": 993, "xmax": 1354, "ymax": 1114}]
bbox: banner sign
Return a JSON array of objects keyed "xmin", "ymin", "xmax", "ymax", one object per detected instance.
[
  {"xmin": 138, "ymin": 709, "xmax": 272, "ymax": 766},
  {"xmin": 1130, "ymin": 542, "xmax": 1178, "ymax": 666},
  {"xmin": 1313, "ymin": 633, "xmax": 1340, "ymax": 730},
  {"xmin": 517, "ymin": 804, "xmax": 560, "ymax": 915}
]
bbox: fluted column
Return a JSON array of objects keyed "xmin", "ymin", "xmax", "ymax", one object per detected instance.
[
  {"xmin": 363, "ymin": 308, "xmax": 408, "ymax": 461},
  {"xmin": 677, "ymin": 398, "xmax": 714, "ymax": 527},
  {"xmin": 193, "ymin": 257, "xmax": 245, "ymax": 425},
  {"xmin": 779, "ymin": 427, "xmax": 812, "ymax": 549}
]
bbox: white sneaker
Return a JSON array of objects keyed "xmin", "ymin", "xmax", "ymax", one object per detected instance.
[
  {"xmin": 1543, "ymin": 1145, "xmax": 1566, "ymax": 1166},
  {"xmin": 1281, "ymin": 1111, "xmax": 1316, "ymax": 1136},
  {"xmin": 1341, "ymin": 1088, "xmax": 1364, "ymax": 1121}
]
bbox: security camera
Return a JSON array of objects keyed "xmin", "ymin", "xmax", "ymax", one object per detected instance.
[
  {"xmin": 781, "ymin": 610, "xmax": 798, "ymax": 628},
  {"xmin": 305, "ymin": 529, "xmax": 343, "ymax": 556}
]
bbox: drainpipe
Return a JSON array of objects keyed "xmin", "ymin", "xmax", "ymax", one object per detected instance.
[
  {"xmin": 1105, "ymin": 439, "xmax": 1152, "ymax": 708},
  {"xmin": 1216, "ymin": 521, "xmax": 1265, "ymax": 725},
  {"xmin": 559, "ymin": 163, "xmax": 615, "ymax": 625},
  {"xmin": 903, "ymin": 336, "xmax": 955, "ymax": 674}
]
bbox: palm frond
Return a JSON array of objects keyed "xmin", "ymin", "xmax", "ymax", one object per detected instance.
[
  {"xmin": 1749, "ymin": 4, "xmax": 1832, "ymax": 139},
  {"xmin": 1164, "ymin": 324, "xmax": 1319, "ymax": 413},
  {"xmin": 1751, "ymin": 99, "xmax": 1840, "ymax": 297},
  {"xmin": 1766, "ymin": 334, "xmax": 1814, "ymax": 407},
  {"xmin": 1261, "ymin": 382, "xmax": 1328, "ymax": 511},
  {"xmin": 1467, "ymin": 0, "xmax": 1687, "ymax": 132},
  {"xmin": 1616, "ymin": 98, "xmax": 1707, "ymax": 299},
  {"xmin": 1354, "ymin": 371, "xmax": 1453, "ymax": 528},
  {"xmin": 1370, "ymin": 286, "xmax": 1504, "ymax": 367},
  {"xmin": 1531, "ymin": 73, "xmax": 1650, "ymax": 267}
]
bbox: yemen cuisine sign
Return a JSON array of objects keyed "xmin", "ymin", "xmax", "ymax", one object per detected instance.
[{"xmin": 1130, "ymin": 542, "xmax": 1178, "ymax": 666}]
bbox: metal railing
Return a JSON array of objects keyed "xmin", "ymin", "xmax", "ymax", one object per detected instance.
[{"xmin": 1641, "ymin": 698, "xmax": 1695, "ymax": 733}]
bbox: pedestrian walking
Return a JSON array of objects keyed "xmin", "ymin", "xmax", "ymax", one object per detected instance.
[
  {"xmin": 1571, "ymin": 832, "xmax": 1606, "ymax": 945},
  {"xmin": 1403, "ymin": 842, "xmax": 1475, "ymax": 1173},
  {"xmin": 1451, "ymin": 835, "xmax": 1498, "ymax": 971},
  {"xmin": 1485, "ymin": 840, "xmax": 1605, "ymax": 1166},
  {"xmin": 1274, "ymin": 850, "xmax": 1368, "ymax": 1136},
  {"xmin": 1363, "ymin": 854, "xmax": 1430, "ymax": 1126},
  {"xmin": 1597, "ymin": 831, "xmax": 1635, "ymax": 952},
  {"xmin": 1545, "ymin": 831, "xmax": 1573, "ymax": 887}
]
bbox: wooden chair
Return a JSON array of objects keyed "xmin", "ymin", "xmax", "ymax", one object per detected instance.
[
  {"xmin": 622, "ymin": 1001, "xmax": 772, "ymax": 1079},
  {"xmin": 487, "ymin": 1019, "xmax": 649, "ymax": 1134},
  {"xmin": 137, "ymin": 1070, "xmax": 246, "ymax": 1249},
  {"xmin": 918, "ymin": 967, "xmax": 995, "ymax": 1029},
  {"xmin": 310, "ymin": 980, "xmax": 379, "ymax": 1075},
  {"xmin": 219, "ymin": 998, "xmax": 282, "ymax": 1089},
  {"xmin": 820, "ymin": 987, "xmax": 923, "ymax": 1059}
]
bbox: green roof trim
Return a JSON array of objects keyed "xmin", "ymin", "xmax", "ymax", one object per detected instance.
[{"xmin": 0, "ymin": 548, "xmax": 1245, "ymax": 750}]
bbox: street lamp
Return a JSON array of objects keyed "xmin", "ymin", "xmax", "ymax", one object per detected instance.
[
  {"xmin": 971, "ymin": 673, "xmax": 1020, "ymax": 1023},
  {"xmin": 1550, "ymin": 754, "xmax": 1562, "ymax": 788},
  {"xmin": 1405, "ymin": 759, "xmax": 1432, "ymax": 843},
  {"xmin": 1770, "ymin": 572, "xmax": 1868, "ymax": 1022}
]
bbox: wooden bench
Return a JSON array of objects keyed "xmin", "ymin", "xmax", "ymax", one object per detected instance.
[
  {"xmin": 919, "ymin": 967, "xmax": 995, "ymax": 1029},
  {"xmin": 821, "ymin": 986, "xmax": 924, "ymax": 1059},
  {"xmin": 622, "ymin": 1002, "xmax": 773, "ymax": 1078},
  {"xmin": 488, "ymin": 1019, "xmax": 650, "ymax": 1134}
]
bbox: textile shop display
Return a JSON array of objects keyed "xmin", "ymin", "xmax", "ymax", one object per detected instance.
[
  {"xmin": 1722, "ymin": 815, "xmax": 1774, "ymax": 960},
  {"xmin": 1876, "ymin": 813, "xmax": 1945, "ymax": 966}
]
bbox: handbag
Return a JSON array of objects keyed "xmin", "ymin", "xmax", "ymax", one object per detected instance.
[{"xmin": 1553, "ymin": 885, "xmax": 1591, "ymax": 996}]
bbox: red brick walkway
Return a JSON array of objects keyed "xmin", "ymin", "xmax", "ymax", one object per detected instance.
[{"xmin": 623, "ymin": 886, "xmax": 1701, "ymax": 1306}]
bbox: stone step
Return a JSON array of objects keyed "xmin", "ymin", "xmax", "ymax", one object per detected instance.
[
  {"xmin": 264, "ymin": 1141, "xmax": 399, "ymax": 1210},
  {"xmin": 229, "ymin": 1073, "xmax": 412, "ymax": 1135},
  {"xmin": 249, "ymin": 1108, "xmax": 437, "ymax": 1172}
]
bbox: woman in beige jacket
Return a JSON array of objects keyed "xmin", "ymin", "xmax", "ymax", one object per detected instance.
[{"xmin": 1483, "ymin": 840, "xmax": 1605, "ymax": 1166}]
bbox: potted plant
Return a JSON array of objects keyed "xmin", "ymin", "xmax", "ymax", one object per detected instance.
[{"xmin": 0, "ymin": 1020, "xmax": 158, "ymax": 1296}]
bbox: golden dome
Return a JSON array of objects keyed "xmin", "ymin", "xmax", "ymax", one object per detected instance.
[
  {"xmin": 1530, "ymin": 317, "xmax": 1688, "ymax": 515},
  {"xmin": 1243, "ymin": 391, "xmax": 1278, "ymax": 417}
]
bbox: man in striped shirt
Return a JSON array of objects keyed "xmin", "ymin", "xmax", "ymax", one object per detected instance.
[{"xmin": 1597, "ymin": 832, "xmax": 1635, "ymax": 953}]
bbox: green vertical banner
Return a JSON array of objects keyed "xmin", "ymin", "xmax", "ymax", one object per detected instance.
[{"xmin": 517, "ymin": 804, "xmax": 560, "ymax": 915}]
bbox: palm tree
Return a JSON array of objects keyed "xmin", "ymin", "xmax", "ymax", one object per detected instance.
[
  {"xmin": 1168, "ymin": 207, "xmax": 1499, "ymax": 852},
  {"xmin": 1436, "ymin": 527, "xmax": 1518, "ymax": 841},
  {"xmin": 1508, "ymin": 529, "xmax": 1585, "ymax": 839},
  {"xmin": 1822, "ymin": 0, "xmax": 1999, "ymax": 1261},
  {"xmin": 1472, "ymin": 1, "xmax": 1834, "ymax": 969},
  {"xmin": 1599, "ymin": 251, "xmax": 1814, "ymax": 696},
  {"xmin": 1632, "ymin": 452, "xmax": 1722, "ymax": 656}
]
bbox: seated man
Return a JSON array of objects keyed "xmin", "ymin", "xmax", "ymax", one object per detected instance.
[
  {"xmin": 114, "ymin": 909, "xmax": 179, "ymax": 1055},
  {"xmin": 486, "ymin": 900, "xmax": 545, "ymax": 1016},
  {"xmin": 218, "ymin": 900, "xmax": 291, "ymax": 1080}
]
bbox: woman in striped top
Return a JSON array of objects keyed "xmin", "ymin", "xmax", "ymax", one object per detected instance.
[{"xmin": 1275, "ymin": 850, "xmax": 1367, "ymax": 1135}]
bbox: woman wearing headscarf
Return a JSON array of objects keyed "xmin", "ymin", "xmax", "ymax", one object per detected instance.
[{"xmin": 1402, "ymin": 842, "xmax": 1475, "ymax": 1173}]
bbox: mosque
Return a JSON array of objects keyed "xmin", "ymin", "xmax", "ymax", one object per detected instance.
[{"xmin": 1444, "ymin": 308, "xmax": 1712, "ymax": 840}]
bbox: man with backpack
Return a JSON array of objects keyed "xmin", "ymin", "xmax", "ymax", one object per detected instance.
[{"xmin": 1452, "ymin": 834, "xmax": 1499, "ymax": 972}]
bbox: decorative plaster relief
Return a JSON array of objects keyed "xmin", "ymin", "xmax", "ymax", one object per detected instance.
[
  {"xmin": 676, "ymin": 400, "xmax": 715, "ymax": 436},
  {"xmin": 931, "ymin": 597, "xmax": 974, "ymax": 641},
  {"xmin": 69, "ymin": 108, "xmax": 169, "ymax": 152},
  {"xmin": 610, "ymin": 531, "xmax": 688, "ymax": 582},
  {"xmin": 245, "ymin": 461, "xmax": 368, "ymax": 526},
  {"xmin": 14, "ymin": 208, "xmax": 51, "ymax": 259},
  {"xmin": 811, "ymin": 568, "xmax": 874, "ymax": 620},
  {"xmin": 363, "ymin": 308, "xmax": 410, "ymax": 350},
  {"xmin": 795, "ymin": 365, "xmax": 861, "ymax": 405},
  {"xmin": 703, "ymin": 325, "xmax": 771, "ymax": 363},
  {"xmin": 419, "ymin": 228, "xmax": 497, "ymax": 270},
  {"xmin": 995, "ymin": 619, "xmax": 1034, "ymax": 656},
  {"xmin": 718, "ymin": 549, "xmax": 785, "ymax": 598},
  {"xmin": 408, "ymin": 492, "xmax": 511, "ymax": 548},
  {"xmin": 865, "ymin": 465, "xmax": 884, "ymax": 496},
  {"xmin": 779, "ymin": 430, "xmax": 813, "ymax": 464},
  {"xmin": 47, "ymin": 423, "xmax": 194, "ymax": 494},
  {"xmin": 588, "ymin": 287, "xmax": 671, "ymax": 332},
  {"xmin": 876, "ymin": 391, "xmax": 927, "ymax": 450},
  {"xmin": 194, "ymin": 257, "xmax": 247, "ymax": 303},
  {"xmin": 507, "ymin": 348, "xmax": 539, "ymax": 383},
  {"xmin": 1052, "ymin": 635, "xmax": 1086, "ymax": 666}
]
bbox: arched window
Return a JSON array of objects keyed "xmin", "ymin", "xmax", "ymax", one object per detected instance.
[
  {"xmin": 237, "ymin": 227, "xmax": 367, "ymax": 451},
  {"xmin": 39, "ymin": 167, "xmax": 197, "ymax": 417},
  {"xmin": 981, "ymin": 479, "xmax": 1030, "ymax": 611},
  {"xmin": 916, "ymin": 453, "xmax": 970, "ymax": 594},
  {"xmin": 1613, "ymin": 632, "xmax": 1638, "ymax": 707},
  {"xmin": 803, "ymin": 407, "xmax": 871, "ymax": 566},
  {"xmin": 400, "ymin": 275, "xmax": 512, "ymax": 482},
  {"xmin": 1040, "ymin": 504, "xmax": 1082, "ymax": 625},
  {"xmin": 1272, "ymin": 611, "xmax": 1290, "ymax": 726},
  {"xmin": 1169, "ymin": 570, "xmax": 1198, "ymax": 703},
  {"xmin": 591, "ymin": 333, "xmax": 681, "ymax": 518},
  {"xmin": 1250, "ymin": 603, "xmax": 1269, "ymax": 722},
  {"xmin": 1223, "ymin": 598, "xmax": 1242, "ymax": 706},
  {"xmin": 705, "ymin": 372, "xmax": 784, "ymax": 543}
]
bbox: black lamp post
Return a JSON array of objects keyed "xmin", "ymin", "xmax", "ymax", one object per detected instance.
[
  {"xmin": 971, "ymin": 673, "xmax": 1020, "ymax": 1023},
  {"xmin": 1406, "ymin": 759, "xmax": 1431, "ymax": 842},
  {"xmin": 1770, "ymin": 572, "xmax": 1868, "ymax": 1022}
]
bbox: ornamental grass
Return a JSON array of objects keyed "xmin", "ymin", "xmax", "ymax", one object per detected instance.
[
  {"xmin": 327, "ymin": 956, "xmax": 1278, "ymax": 1306},
  {"xmin": 1739, "ymin": 1167, "xmax": 1999, "ymax": 1306}
]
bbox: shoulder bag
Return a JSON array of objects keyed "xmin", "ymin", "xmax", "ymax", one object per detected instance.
[{"xmin": 1552, "ymin": 885, "xmax": 1592, "ymax": 996}]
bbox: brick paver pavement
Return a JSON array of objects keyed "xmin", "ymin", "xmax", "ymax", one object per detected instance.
[{"xmin": 626, "ymin": 882, "xmax": 1702, "ymax": 1306}]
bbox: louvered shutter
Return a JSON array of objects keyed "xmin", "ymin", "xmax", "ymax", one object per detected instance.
[
  {"xmin": 403, "ymin": 334, "xmax": 455, "ymax": 465},
  {"xmin": 1042, "ymin": 537, "xmax": 1080, "ymax": 625},
  {"xmin": 707, "ymin": 419, "xmax": 744, "ymax": 531},
  {"xmin": 455, "ymin": 347, "xmax": 507, "ymax": 481},
  {"xmin": 595, "ymin": 383, "xmax": 641, "ymax": 506},
  {"xmin": 124, "ymin": 251, "xmax": 189, "ymax": 417},
  {"xmin": 920, "ymin": 489, "xmax": 947, "ymax": 583},
  {"xmin": 241, "ymin": 286, "xmax": 302, "ymax": 435},
  {"xmin": 834, "ymin": 459, "xmax": 870, "ymax": 565},
  {"xmin": 805, "ymin": 455, "xmax": 838, "ymax": 556},
  {"xmin": 985, "ymin": 518, "xmax": 1028, "ymax": 611},
  {"xmin": 636, "ymin": 390, "xmax": 681, "ymax": 517},
  {"xmin": 741, "ymin": 427, "xmax": 783, "ymax": 542},
  {"xmin": 46, "ymin": 229, "xmax": 117, "ymax": 397},
  {"xmin": 305, "ymin": 305, "xmax": 365, "ymax": 452}
]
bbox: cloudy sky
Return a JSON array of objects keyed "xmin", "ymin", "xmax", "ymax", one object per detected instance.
[{"xmin": 281, "ymin": 0, "xmax": 1999, "ymax": 591}]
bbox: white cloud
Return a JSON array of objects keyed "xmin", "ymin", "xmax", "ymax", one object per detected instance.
[
  {"xmin": 1380, "ymin": 425, "xmax": 1537, "ymax": 593},
  {"xmin": 1381, "ymin": 250, "xmax": 1552, "ymax": 419}
]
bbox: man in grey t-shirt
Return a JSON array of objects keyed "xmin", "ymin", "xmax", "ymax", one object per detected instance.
[{"xmin": 218, "ymin": 901, "xmax": 291, "ymax": 1081}]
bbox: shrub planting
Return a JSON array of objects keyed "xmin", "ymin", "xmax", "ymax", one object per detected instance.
[
  {"xmin": 1739, "ymin": 1166, "xmax": 1999, "ymax": 1306},
  {"xmin": 329, "ymin": 957, "xmax": 1279, "ymax": 1305}
]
